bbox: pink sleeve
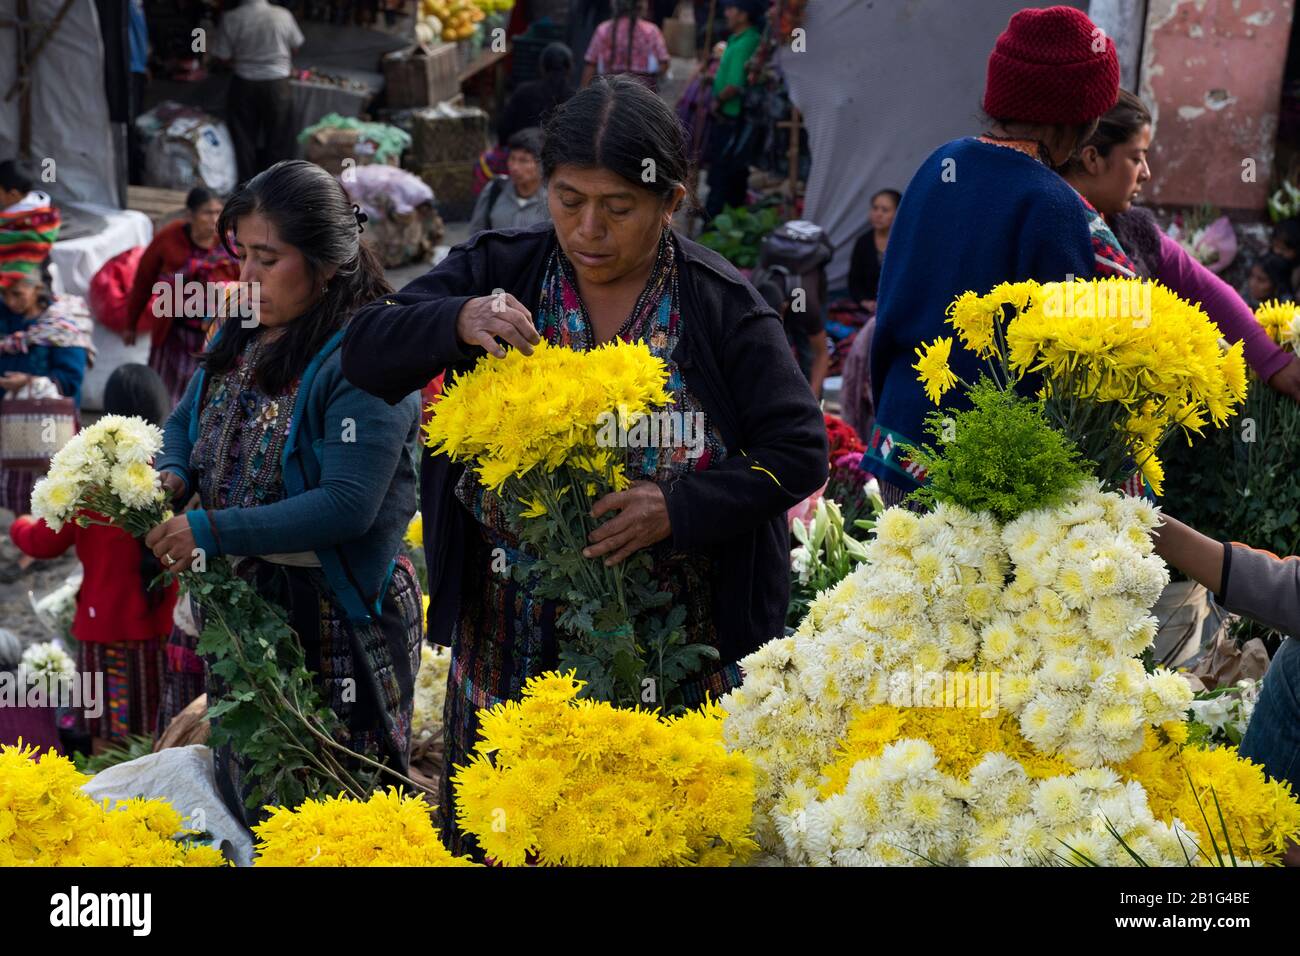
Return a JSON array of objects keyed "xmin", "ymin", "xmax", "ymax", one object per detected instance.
[
  {"xmin": 652, "ymin": 24, "xmax": 669, "ymax": 62},
  {"xmin": 1155, "ymin": 233, "xmax": 1292, "ymax": 382},
  {"xmin": 585, "ymin": 22, "xmax": 607, "ymax": 65}
]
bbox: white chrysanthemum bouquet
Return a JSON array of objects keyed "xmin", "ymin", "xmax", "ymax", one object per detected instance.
[{"xmin": 31, "ymin": 415, "xmax": 167, "ymax": 536}]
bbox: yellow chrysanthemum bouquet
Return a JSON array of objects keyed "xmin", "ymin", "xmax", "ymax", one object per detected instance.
[
  {"xmin": 451, "ymin": 671, "xmax": 758, "ymax": 866},
  {"xmin": 914, "ymin": 278, "xmax": 1249, "ymax": 495},
  {"xmin": 30, "ymin": 417, "xmax": 416, "ymax": 813},
  {"xmin": 425, "ymin": 340, "xmax": 717, "ymax": 708},
  {"xmin": 0, "ymin": 743, "xmax": 226, "ymax": 866}
]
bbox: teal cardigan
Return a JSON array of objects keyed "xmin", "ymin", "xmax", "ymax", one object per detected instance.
[{"xmin": 156, "ymin": 326, "xmax": 422, "ymax": 622}]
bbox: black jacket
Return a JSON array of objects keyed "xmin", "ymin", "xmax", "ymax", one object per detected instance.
[{"xmin": 341, "ymin": 223, "xmax": 828, "ymax": 667}]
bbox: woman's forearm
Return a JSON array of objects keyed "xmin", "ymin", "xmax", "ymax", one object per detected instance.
[{"xmin": 1151, "ymin": 512, "xmax": 1224, "ymax": 595}]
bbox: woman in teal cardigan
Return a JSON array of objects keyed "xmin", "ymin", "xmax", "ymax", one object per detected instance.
[{"xmin": 147, "ymin": 161, "xmax": 423, "ymax": 826}]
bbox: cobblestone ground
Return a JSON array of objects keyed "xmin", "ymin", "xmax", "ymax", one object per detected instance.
[{"xmin": 0, "ymin": 510, "xmax": 80, "ymax": 650}]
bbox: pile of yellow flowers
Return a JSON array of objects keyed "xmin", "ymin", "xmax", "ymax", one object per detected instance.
[
  {"xmin": 819, "ymin": 704, "xmax": 1074, "ymax": 797},
  {"xmin": 915, "ymin": 278, "xmax": 1249, "ymax": 494},
  {"xmin": 424, "ymin": 339, "xmax": 670, "ymax": 492},
  {"xmin": 1121, "ymin": 726, "xmax": 1300, "ymax": 863},
  {"xmin": 0, "ymin": 743, "xmax": 225, "ymax": 867},
  {"xmin": 452, "ymin": 671, "xmax": 758, "ymax": 866},
  {"xmin": 252, "ymin": 789, "xmax": 476, "ymax": 866}
]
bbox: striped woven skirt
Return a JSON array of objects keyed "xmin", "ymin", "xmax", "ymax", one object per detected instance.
[
  {"xmin": 149, "ymin": 322, "xmax": 207, "ymax": 409},
  {"xmin": 78, "ymin": 639, "xmax": 166, "ymax": 741},
  {"xmin": 157, "ymin": 595, "xmax": 207, "ymax": 735},
  {"xmin": 0, "ymin": 465, "xmax": 36, "ymax": 515}
]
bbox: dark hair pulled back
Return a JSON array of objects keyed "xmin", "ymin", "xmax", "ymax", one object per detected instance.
[
  {"xmin": 204, "ymin": 160, "xmax": 391, "ymax": 395},
  {"xmin": 541, "ymin": 75, "xmax": 690, "ymax": 204}
]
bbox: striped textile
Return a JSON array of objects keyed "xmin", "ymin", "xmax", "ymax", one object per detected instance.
[
  {"xmin": 78, "ymin": 639, "xmax": 166, "ymax": 741},
  {"xmin": 0, "ymin": 198, "xmax": 61, "ymax": 287}
]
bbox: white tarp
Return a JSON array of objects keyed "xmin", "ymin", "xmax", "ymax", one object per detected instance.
[
  {"xmin": 779, "ymin": 0, "xmax": 1084, "ymax": 288},
  {"xmin": 0, "ymin": 0, "xmax": 120, "ymax": 206},
  {"xmin": 81, "ymin": 744, "xmax": 255, "ymax": 867}
]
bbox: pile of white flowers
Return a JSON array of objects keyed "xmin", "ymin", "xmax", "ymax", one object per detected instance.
[
  {"xmin": 18, "ymin": 641, "xmax": 77, "ymax": 697},
  {"xmin": 722, "ymin": 480, "xmax": 1196, "ymax": 863},
  {"xmin": 412, "ymin": 643, "xmax": 450, "ymax": 744},
  {"xmin": 31, "ymin": 415, "xmax": 166, "ymax": 533}
]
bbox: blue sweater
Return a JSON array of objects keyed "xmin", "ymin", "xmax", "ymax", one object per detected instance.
[
  {"xmin": 157, "ymin": 327, "xmax": 422, "ymax": 622},
  {"xmin": 0, "ymin": 304, "xmax": 89, "ymax": 406},
  {"xmin": 866, "ymin": 138, "xmax": 1097, "ymax": 492}
]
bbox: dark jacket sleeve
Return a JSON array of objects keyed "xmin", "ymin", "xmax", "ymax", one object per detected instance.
[
  {"xmin": 341, "ymin": 243, "xmax": 482, "ymax": 405},
  {"xmin": 661, "ymin": 304, "xmax": 828, "ymax": 550}
]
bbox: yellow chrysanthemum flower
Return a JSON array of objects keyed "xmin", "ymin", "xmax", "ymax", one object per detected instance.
[{"xmin": 913, "ymin": 336, "xmax": 959, "ymax": 405}]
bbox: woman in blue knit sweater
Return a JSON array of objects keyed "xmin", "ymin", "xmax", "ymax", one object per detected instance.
[
  {"xmin": 147, "ymin": 161, "xmax": 423, "ymax": 826},
  {"xmin": 864, "ymin": 6, "xmax": 1136, "ymax": 505}
]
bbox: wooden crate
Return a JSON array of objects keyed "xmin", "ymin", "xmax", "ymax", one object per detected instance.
[{"xmin": 383, "ymin": 43, "xmax": 461, "ymax": 109}]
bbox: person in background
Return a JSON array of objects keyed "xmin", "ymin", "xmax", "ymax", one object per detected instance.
[
  {"xmin": 497, "ymin": 43, "xmax": 576, "ymax": 145},
  {"xmin": 1270, "ymin": 217, "xmax": 1300, "ymax": 295},
  {"xmin": 567, "ymin": 0, "xmax": 612, "ymax": 86},
  {"xmin": 0, "ymin": 276, "xmax": 93, "ymax": 519},
  {"xmin": 467, "ymin": 128, "xmax": 550, "ymax": 237},
  {"xmin": 1152, "ymin": 512, "xmax": 1300, "ymax": 848},
  {"xmin": 865, "ymin": 5, "xmax": 1134, "ymax": 507},
  {"xmin": 1063, "ymin": 90, "xmax": 1300, "ymax": 404},
  {"xmin": 147, "ymin": 160, "xmax": 422, "ymax": 827},
  {"xmin": 124, "ymin": 187, "xmax": 240, "ymax": 406},
  {"xmin": 1245, "ymin": 252, "xmax": 1294, "ymax": 308},
  {"xmin": 582, "ymin": 0, "xmax": 671, "ymax": 91},
  {"xmin": 847, "ymin": 189, "xmax": 900, "ymax": 312},
  {"xmin": 127, "ymin": 0, "xmax": 150, "ymax": 185},
  {"xmin": 704, "ymin": 0, "xmax": 764, "ymax": 220},
  {"xmin": 9, "ymin": 364, "xmax": 178, "ymax": 743},
  {"xmin": 0, "ymin": 159, "xmax": 60, "ymax": 289},
  {"xmin": 210, "ymin": 0, "xmax": 305, "ymax": 183},
  {"xmin": 340, "ymin": 77, "xmax": 827, "ymax": 857}
]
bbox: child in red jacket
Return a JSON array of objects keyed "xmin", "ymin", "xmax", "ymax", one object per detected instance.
[{"xmin": 10, "ymin": 364, "xmax": 176, "ymax": 741}]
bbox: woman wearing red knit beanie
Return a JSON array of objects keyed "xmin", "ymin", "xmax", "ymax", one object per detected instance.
[{"xmin": 863, "ymin": 5, "xmax": 1138, "ymax": 506}]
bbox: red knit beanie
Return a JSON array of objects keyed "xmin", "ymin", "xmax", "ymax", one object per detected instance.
[{"xmin": 983, "ymin": 6, "xmax": 1120, "ymax": 125}]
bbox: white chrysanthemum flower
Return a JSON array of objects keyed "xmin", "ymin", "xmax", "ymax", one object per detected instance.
[
  {"xmin": 873, "ymin": 507, "xmax": 921, "ymax": 549},
  {"xmin": 1032, "ymin": 775, "xmax": 1088, "ymax": 829},
  {"xmin": 109, "ymin": 460, "xmax": 164, "ymax": 510},
  {"xmin": 29, "ymin": 477, "xmax": 80, "ymax": 532},
  {"xmin": 1019, "ymin": 695, "xmax": 1069, "ymax": 749},
  {"xmin": 979, "ymin": 615, "xmax": 1019, "ymax": 661},
  {"xmin": 1040, "ymin": 653, "xmax": 1089, "ymax": 690}
]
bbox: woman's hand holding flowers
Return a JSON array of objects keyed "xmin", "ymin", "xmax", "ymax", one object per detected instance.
[
  {"xmin": 584, "ymin": 481, "xmax": 672, "ymax": 566},
  {"xmin": 145, "ymin": 513, "xmax": 200, "ymax": 572}
]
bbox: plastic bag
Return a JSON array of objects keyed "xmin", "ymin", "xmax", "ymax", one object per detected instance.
[{"xmin": 88, "ymin": 246, "xmax": 146, "ymax": 335}]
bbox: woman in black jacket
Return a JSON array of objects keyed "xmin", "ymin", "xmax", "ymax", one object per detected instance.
[{"xmin": 341, "ymin": 77, "xmax": 826, "ymax": 854}]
